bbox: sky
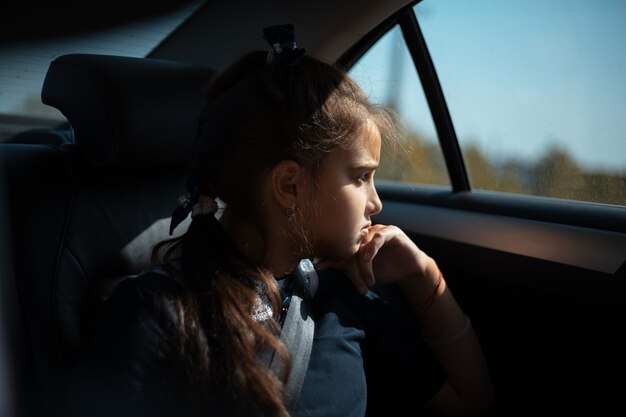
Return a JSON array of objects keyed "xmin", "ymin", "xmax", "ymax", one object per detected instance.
[{"xmin": 350, "ymin": 0, "xmax": 626, "ymax": 173}]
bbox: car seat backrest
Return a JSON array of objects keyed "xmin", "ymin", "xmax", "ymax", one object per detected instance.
[
  {"xmin": 6, "ymin": 127, "xmax": 73, "ymax": 146},
  {"xmin": 2, "ymin": 53, "xmax": 213, "ymax": 417},
  {"xmin": 1, "ymin": 142, "xmax": 75, "ymax": 417}
]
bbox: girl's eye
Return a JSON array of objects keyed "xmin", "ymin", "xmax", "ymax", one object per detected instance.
[{"xmin": 357, "ymin": 172, "xmax": 373, "ymax": 183}]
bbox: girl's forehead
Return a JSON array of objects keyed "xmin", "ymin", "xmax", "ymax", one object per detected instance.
[
  {"xmin": 353, "ymin": 121, "xmax": 382, "ymax": 155},
  {"xmin": 334, "ymin": 122, "xmax": 381, "ymax": 164},
  {"xmin": 343, "ymin": 119, "xmax": 380, "ymax": 150}
]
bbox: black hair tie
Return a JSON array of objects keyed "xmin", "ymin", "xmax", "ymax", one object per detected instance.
[
  {"xmin": 263, "ymin": 23, "xmax": 306, "ymax": 69},
  {"xmin": 169, "ymin": 179, "xmax": 200, "ymax": 235}
]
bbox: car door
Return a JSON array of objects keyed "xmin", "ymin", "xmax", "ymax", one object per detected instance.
[{"xmin": 340, "ymin": 2, "xmax": 626, "ymax": 416}]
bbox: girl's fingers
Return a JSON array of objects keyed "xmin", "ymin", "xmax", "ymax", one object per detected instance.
[
  {"xmin": 356, "ymin": 229, "xmax": 387, "ymax": 287},
  {"xmin": 360, "ymin": 229, "xmax": 386, "ymax": 263},
  {"xmin": 316, "ymin": 224, "xmax": 411, "ymax": 294}
]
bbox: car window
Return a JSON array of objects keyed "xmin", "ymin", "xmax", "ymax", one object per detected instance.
[
  {"xmin": 348, "ymin": 25, "xmax": 450, "ymax": 188},
  {"xmin": 0, "ymin": 0, "xmax": 205, "ymax": 142},
  {"xmin": 414, "ymin": 0, "xmax": 626, "ymax": 206}
]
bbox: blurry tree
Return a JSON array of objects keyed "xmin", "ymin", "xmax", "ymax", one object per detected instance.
[
  {"xmin": 463, "ymin": 144, "xmax": 499, "ymax": 190},
  {"xmin": 378, "ymin": 127, "xmax": 626, "ymax": 206},
  {"xmin": 531, "ymin": 146, "xmax": 586, "ymax": 200},
  {"xmin": 378, "ymin": 130, "xmax": 448, "ymax": 186},
  {"xmin": 495, "ymin": 159, "xmax": 532, "ymax": 195},
  {"xmin": 584, "ymin": 173, "xmax": 626, "ymax": 206}
]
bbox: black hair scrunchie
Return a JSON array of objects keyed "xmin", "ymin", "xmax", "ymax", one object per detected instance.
[{"xmin": 263, "ymin": 23, "xmax": 306, "ymax": 69}]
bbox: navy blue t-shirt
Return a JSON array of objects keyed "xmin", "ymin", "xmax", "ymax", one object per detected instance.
[
  {"xmin": 66, "ymin": 268, "xmax": 445, "ymax": 417},
  {"xmin": 297, "ymin": 269, "xmax": 445, "ymax": 417}
]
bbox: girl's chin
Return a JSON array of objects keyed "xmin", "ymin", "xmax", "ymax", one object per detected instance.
[
  {"xmin": 314, "ymin": 245, "xmax": 359, "ymax": 262},
  {"xmin": 311, "ymin": 235, "xmax": 363, "ymax": 261}
]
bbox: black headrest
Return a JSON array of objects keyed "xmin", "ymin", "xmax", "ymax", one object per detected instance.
[{"xmin": 41, "ymin": 54, "xmax": 213, "ymax": 168}]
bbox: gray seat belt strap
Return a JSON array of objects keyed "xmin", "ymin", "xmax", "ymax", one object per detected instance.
[{"xmin": 271, "ymin": 258, "xmax": 318, "ymax": 408}]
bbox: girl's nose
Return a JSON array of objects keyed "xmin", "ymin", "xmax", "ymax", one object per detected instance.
[{"xmin": 368, "ymin": 186, "xmax": 383, "ymax": 217}]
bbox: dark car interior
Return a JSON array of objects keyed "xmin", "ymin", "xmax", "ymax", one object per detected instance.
[
  {"xmin": 1, "ymin": 1, "xmax": 625, "ymax": 417},
  {"xmin": 2, "ymin": 53, "xmax": 213, "ymax": 416}
]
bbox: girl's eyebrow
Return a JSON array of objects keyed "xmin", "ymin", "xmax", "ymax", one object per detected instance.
[{"xmin": 351, "ymin": 161, "xmax": 379, "ymax": 170}]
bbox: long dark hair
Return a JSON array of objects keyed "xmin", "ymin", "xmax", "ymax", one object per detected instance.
[{"xmin": 152, "ymin": 50, "xmax": 394, "ymax": 416}]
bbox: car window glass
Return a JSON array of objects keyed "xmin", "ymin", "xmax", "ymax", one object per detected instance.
[
  {"xmin": 349, "ymin": 25, "xmax": 450, "ymax": 188},
  {"xmin": 414, "ymin": 0, "xmax": 626, "ymax": 206},
  {"xmin": 0, "ymin": 0, "xmax": 204, "ymax": 142}
]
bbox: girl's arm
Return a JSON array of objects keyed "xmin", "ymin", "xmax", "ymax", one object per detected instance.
[
  {"xmin": 399, "ymin": 258, "xmax": 494, "ymax": 416},
  {"xmin": 318, "ymin": 224, "xmax": 494, "ymax": 416}
]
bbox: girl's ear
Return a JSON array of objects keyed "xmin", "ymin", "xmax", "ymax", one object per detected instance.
[{"xmin": 270, "ymin": 160, "xmax": 304, "ymax": 208}]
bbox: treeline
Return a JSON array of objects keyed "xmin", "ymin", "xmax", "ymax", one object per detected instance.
[{"xmin": 378, "ymin": 131, "xmax": 626, "ymax": 207}]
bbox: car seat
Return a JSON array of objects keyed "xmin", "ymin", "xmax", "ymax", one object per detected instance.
[
  {"xmin": 0, "ymin": 53, "xmax": 213, "ymax": 417},
  {"xmin": 6, "ymin": 126, "xmax": 73, "ymax": 146}
]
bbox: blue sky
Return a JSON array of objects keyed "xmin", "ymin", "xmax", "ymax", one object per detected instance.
[{"xmin": 350, "ymin": 0, "xmax": 626, "ymax": 173}]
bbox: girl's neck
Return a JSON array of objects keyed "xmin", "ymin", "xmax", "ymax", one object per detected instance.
[{"xmin": 220, "ymin": 211, "xmax": 299, "ymax": 278}]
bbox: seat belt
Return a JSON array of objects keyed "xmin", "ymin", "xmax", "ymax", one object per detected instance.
[{"xmin": 270, "ymin": 258, "xmax": 318, "ymax": 409}]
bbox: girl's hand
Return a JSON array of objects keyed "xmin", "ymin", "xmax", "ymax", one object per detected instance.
[{"xmin": 316, "ymin": 224, "xmax": 434, "ymax": 295}]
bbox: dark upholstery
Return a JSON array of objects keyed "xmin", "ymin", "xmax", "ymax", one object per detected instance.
[
  {"xmin": 42, "ymin": 54, "xmax": 209, "ymax": 168},
  {"xmin": 1, "ymin": 54, "xmax": 213, "ymax": 417},
  {"xmin": 1, "ymin": 143, "xmax": 74, "ymax": 417},
  {"xmin": 6, "ymin": 127, "xmax": 73, "ymax": 146}
]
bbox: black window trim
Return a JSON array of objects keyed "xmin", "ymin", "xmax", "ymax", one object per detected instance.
[{"xmin": 397, "ymin": 8, "xmax": 470, "ymax": 192}]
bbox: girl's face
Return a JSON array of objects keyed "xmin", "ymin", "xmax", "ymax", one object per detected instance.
[{"xmin": 306, "ymin": 120, "xmax": 383, "ymax": 261}]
